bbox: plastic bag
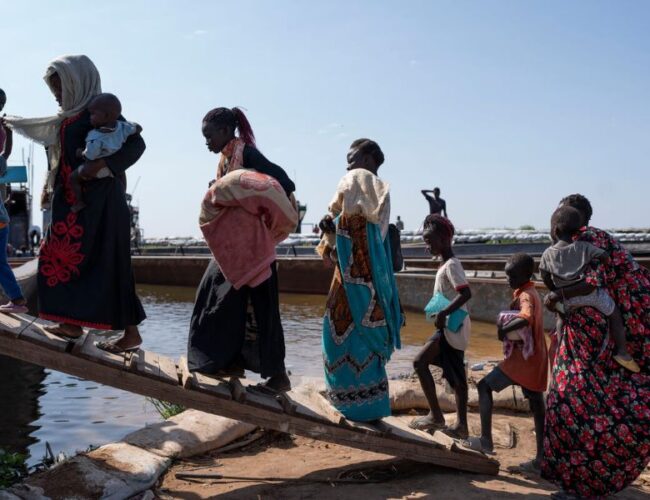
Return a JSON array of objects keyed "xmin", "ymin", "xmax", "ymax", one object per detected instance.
[{"xmin": 424, "ymin": 292, "xmax": 468, "ymax": 332}]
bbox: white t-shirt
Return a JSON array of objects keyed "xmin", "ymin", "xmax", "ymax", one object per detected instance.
[{"xmin": 433, "ymin": 257, "xmax": 471, "ymax": 351}]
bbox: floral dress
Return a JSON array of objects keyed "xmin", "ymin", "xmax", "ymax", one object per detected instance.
[
  {"xmin": 578, "ymin": 227, "xmax": 650, "ymax": 370},
  {"xmin": 541, "ymin": 226, "xmax": 650, "ymax": 497}
]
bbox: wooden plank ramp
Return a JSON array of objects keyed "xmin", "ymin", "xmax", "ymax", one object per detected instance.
[{"xmin": 0, "ymin": 314, "xmax": 498, "ymax": 475}]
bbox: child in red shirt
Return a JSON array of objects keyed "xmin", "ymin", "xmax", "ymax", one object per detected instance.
[{"xmin": 465, "ymin": 253, "xmax": 548, "ymax": 471}]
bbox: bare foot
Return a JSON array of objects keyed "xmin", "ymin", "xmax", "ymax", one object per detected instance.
[
  {"xmin": 409, "ymin": 413, "xmax": 446, "ymax": 431},
  {"xmin": 463, "ymin": 436, "xmax": 494, "ymax": 453},
  {"xmin": 442, "ymin": 421, "xmax": 469, "ymax": 439},
  {"xmin": 463, "ymin": 436, "xmax": 495, "ymax": 454},
  {"xmin": 616, "ymin": 350, "xmax": 633, "ymax": 361},
  {"xmin": 113, "ymin": 325, "xmax": 142, "ymax": 350},
  {"xmin": 95, "ymin": 341, "xmax": 140, "ymax": 354},
  {"xmin": 44, "ymin": 323, "xmax": 83, "ymax": 339},
  {"xmin": 263, "ymin": 372, "xmax": 291, "ymax": 392}
]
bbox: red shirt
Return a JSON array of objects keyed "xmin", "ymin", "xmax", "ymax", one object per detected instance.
[{"xmin": 499, "ymin": 282, "xmax": 548, "ymax": 392}]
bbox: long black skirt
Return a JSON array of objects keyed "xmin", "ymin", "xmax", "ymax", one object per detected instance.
[
  {"xmin": 187, "ymin": 260, "xmax": 286, "ymax": 379},
  {"xmin": 38, "ymin": 176, "xmax": 145, "ymax": 330}
]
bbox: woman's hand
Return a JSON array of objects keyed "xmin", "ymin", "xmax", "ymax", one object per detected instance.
[
  {"xmin": 319, "ymin": 215, "xmax": 336, "ymax": 234},
  {"xmin": 544, "ymin": 291, "xmax": 561, "ymax": 312},
  {"xmin": 434, "ymin": 310, "xmax": 448, "ymax": 330},
  {"xmin": 321, "ymin": 247, "xmax": 338, "ymax": 268},
  {"xmin": 40, "ymin": 188, "xmax": 51, "ymax": 207},
  {"xmin": 79, "ymin": 158, "xmax": 108, "ymax": 180}
]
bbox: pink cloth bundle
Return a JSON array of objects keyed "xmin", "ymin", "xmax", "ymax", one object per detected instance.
[
  {"xmin": 498, "ymin": 310, "xmax": 534, "ymax": 360},
  {"xmin": 199, "ymin": 170, "xmax": 298, "ymax": 289}
]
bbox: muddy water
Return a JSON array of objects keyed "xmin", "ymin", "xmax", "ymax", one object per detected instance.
[
  {"xmin": 280, "ymin": 292, "xmax": 503, "ymax": 376},
  {"xmin": 0, "ymin": 285, "xmax": 502, "ymax": 465}
]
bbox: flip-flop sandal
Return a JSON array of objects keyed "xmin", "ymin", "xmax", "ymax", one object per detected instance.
[
  {"xmin": 250, "ymin": 381, "xmax": 291, "ymax": 396},
  {"xmin": 613, "ymin": 355, "xmax": 641, "ymax": 373},
  {"xmin": 43, "ymin": 325, "xmax": 84, "ymax": 340},
  {"xmin": 95, "ymin": 340, "xmax": 141, "ymax": 354},
  {"xmin": 0, "ymin": 302, "xmax": 29, "ymax": 314},
  {"xmin": 462, "ymin": 436, "xmax": 496, "ymax": 455},
  {"xmin": 249, "ymin": 384, "xmax": 276, "ymax": 395},
  {"xmin": 409, "ymin": 416, "xmax": 447, "ymax": 431}
]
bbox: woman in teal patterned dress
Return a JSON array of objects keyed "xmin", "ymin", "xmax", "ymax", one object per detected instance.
[{"xmin": 317, "ymin": 139, "xmax": 402, "ymax": 422}]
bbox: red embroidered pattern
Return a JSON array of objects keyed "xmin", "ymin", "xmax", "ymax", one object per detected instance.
[
  {"xmin": 38, "ymin": 312, "xmax": 111, "ymax": 330},
  {"xmin": 39, "ymin": 115, "xmax": 86, "ymax": 287},
  {"xmin": 40, "ymin": 211, "xmax": 84, "ymax": 287}
]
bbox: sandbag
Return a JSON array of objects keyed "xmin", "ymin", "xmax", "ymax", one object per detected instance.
[{"xmin": 389, "ymin": 379, "xmax": 531, "ymax": 413}]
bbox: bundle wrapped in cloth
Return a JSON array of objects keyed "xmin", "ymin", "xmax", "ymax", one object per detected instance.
[
  {"xmin": 199, "ymin": 170, "xmax": 298, "ymax": 289},
  {"xmin": 498, "ymin": 310, "xmax": 534, "ymax": 360}
]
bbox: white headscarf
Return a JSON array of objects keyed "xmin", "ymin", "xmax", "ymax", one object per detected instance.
[{"xmin": 5, "ymin": 55, "xmax": 101, "ymax": 198}]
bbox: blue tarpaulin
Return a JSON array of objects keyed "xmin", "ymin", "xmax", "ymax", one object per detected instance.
[{"xmin": 0, "ymin": 166, "xmax": 28, "ymax": 184}]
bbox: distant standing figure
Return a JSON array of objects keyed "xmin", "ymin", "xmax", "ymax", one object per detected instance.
[
  {"xmin": 421, "ymin": 187, "xmax": 447, "ymax": 217},
  {"xmin": 395, "ymin": 215, "xmax": 404, "ymax": 231},
  {"xmin": 0, "ymin": 89, "xmax": 12, "ymax": 177},
  {"xmin": 28, "ymin": 226, "xmax": 41, "ymax": 254}
]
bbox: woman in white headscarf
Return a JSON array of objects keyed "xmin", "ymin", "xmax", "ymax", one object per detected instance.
[{"xmin": 4, "ymin": 55, "xmax": 146, "ymax": 351}]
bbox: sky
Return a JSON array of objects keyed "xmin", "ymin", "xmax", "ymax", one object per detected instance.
[{"xmin": 1, "ymin": 0, "xmax": 649, "ymax": 237}]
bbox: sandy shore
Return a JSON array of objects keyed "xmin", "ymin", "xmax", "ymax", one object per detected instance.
[{"xmin": 155, "ymin": 411, "xmax": 650, "ymax": 499}]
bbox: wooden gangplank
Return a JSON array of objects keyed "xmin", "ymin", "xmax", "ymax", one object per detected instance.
[{"xmin": 0, "ymin": 314, "xmax": 498, "ymax": 475}]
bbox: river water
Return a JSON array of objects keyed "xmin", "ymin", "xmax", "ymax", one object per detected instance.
[{"xmin": 0, "ymin": 285, "xmax": 502, "ymax": 465}]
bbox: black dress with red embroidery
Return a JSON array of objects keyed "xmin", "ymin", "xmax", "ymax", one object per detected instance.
[{"xmin": 38, "ymin": 110, "xmax": 146, "ymax": 330}]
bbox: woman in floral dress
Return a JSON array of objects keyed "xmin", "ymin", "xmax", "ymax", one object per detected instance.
[{"xmin": 541, "ymin": 193, "xmax": 649, "ymax": 498}]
